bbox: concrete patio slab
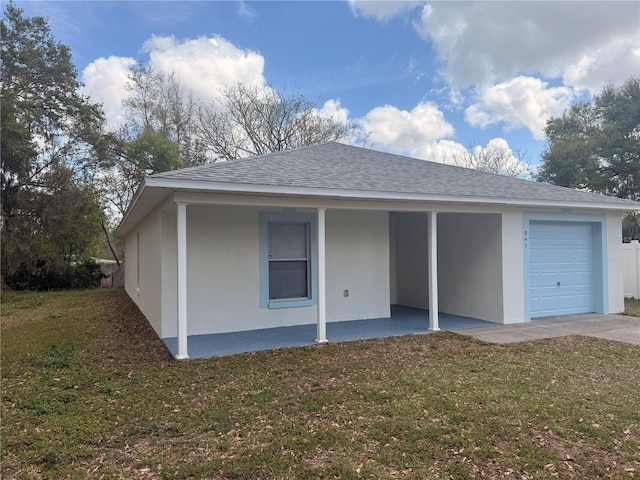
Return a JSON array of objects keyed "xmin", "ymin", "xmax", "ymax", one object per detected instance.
[
  {"xmin": 163, "ymin": 310, "xmax": 639, "ymax": 359},
  {"xmin": 459, "ymin": 314, "xmax": 640, "ymax": 345},
  {"xmin": 163, "ymin": 306, "xmax": 493, "ymax": 358}
]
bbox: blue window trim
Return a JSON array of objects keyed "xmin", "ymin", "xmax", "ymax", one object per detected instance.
[
  {"xmin": 259, "ymin": 210, "xmax": 318, "ymax": 309},
  {"xmin": 522, "ymin": 212, "xmax": 608, "ymax": 321}
]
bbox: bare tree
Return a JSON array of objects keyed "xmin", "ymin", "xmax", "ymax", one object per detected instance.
[
  {"xmin": 445, "ymin": 140, "xmax": 530, "ymax": 177},
  {"xmin": 197, "ymin": 83, "xmax": 366, "ymax": 161},
  {"xmin": 105, "ymin": 78, "xmax": 367, "ymax": 224}
]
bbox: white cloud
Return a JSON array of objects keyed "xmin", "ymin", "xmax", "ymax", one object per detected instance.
[
  {"xmin": 417, "ymin": 137, "xmax": 526, "ymax": 173},
  {"xmin": 142, "ymin": 35, "xmax": 265, "ymax": 102},
  {"xmin": 237, "ymin": 1, "xmax": 255, "ymax": 18},
  {"xmin": 360, "ymin": 101, "xmax": 455, "ymax": 158},
  {"xmin": 415, "ymin": 2, "xmax": 640, "ymax": 91},
  {"xmin": 348, "ymin": 0, "xmax": 422, "ymax": 20},
  {"xmin": 81, "ymin": 56, "xmax": 135, "ymax": 128},
  {"xmin": 358, "ymin": 100, "xmax": 525, "ymax": 175},
  {"xmin": 563, "ymin": 36, "xmax": 640, "ymax": 93},
  {"xmin": 418, "ymin": 139, "xmax": 467, "ymax": 164},
  {"xmin": 317, "ymin": 99, "xmax": 350, "ymax": 124},
  {"xmin": 469, "ymin": 138, "xmax": 529, "ymax": 177},
  {"xmin": 465, "ymin": 77, "xmax": 574, "ymax": 140},
  {"xmin": 81, "ymin": 34, "xmax": 266, "ymax": 127}
]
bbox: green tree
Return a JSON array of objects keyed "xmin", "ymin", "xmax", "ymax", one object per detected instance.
[
  {"xmin": 1, "ymin": 3, "xmax": 110, "ymax": 287},
  {"xmin": 537, "ymin": 76, "xmax": 640, "ymax": 202},
  {"xmin": 102, "ymin": 125, "xmax": 183, "ymax": 219},
  {"xmin": 3, "ymin": 166, "xmax": 103, "ymax": 273},
  {"xmin": 1, "ymin": 98, "xmax": 38, "ymax": 221},
  {"xmin": 126, "ymin": 126, "xmax": 183, "ymax": 176}
]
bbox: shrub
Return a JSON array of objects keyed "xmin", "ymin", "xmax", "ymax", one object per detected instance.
[{"xmin": 4, "ymin": 258, "xmax": 105, "ymax": 291}]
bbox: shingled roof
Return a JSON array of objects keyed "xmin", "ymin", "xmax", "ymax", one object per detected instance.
[
  {"xmin": 151, "ymin": 142, "xmax": 635, "ymax": 207},
  {"xmin": 118, "ymin": 142, "xmax": 637, "ymax": 235}
]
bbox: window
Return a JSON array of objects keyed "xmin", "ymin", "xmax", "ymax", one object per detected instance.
[
  {"xmin": 259, "ymin": 211, "xmax": 316, "ymax": 309},
  {"xmin": 268, "ymin": 222, "xmax": 310, "ymax": 300}
]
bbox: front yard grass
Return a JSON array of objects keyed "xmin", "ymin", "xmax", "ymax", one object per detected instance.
[
  {"xmin": 624, "ymin": 297, "xmax": 640, "ymax": 317},
  {"xmin": 2, "ymin": 289, "xmax": 639, "ymax": 479}
]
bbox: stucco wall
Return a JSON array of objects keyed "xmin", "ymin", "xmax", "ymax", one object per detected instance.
[
  {"xmin": 501, "ymin": 210, "xmax": 525, "ymax": 324},
  {"xmin": 160, "ymin": 205, "xmax": 391, "ymax": 337},
  {"xmin": 389, "ymin": 214, "xmax": 397, "ymax": 305},
  {"xmin": 189, "ymin": 206, "xmax": 269, "ymax": 336},
  {"xmin": 160, "ymin": 204, "xmax": 178, "ymax": 338},
  {"xmin": 326, "ymin": 210, "xmax": 390, "ymax": 321},
  {"xmin": 606, "ymin": 212, "xmax": 625, "ymax": 313},
  {"xmin": 438, "ymin": 213, "xmax": 503, "ymax": 322},
  {"xmin": 124, "ymin": 209, "xmax": 163, "ymax": 337},
  {"xmin": 124, "ymin": 232, "xmax": 137, "ymax": 299},
  {"xmin": 393, "ymin": 212, "xmax": 430, "ymax": 309}
]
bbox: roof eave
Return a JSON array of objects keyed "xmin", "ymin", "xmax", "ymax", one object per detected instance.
[
  {"xmin": 144, "ymin": 177, "xmax": 638, "ymax": 212},
  {"xmin": 114, "ymin": 179, "xmax": 147, "ymax": 237}
]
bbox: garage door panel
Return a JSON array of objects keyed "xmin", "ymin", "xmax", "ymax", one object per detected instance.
[
  {"xmin": 538, "ymin": 248, "xmax": 557, "ymax": 264},
  {"xmin": 529, "ymin": 221, "xmax": 594, "ymax": 318},
  {"xmin": 558, "ymin": 245, "xmax": 574, "ymax": 257},
  {"xmin": 529, "ymin": 246, "xmax": 540, "ymax": 263},
  {"xmin": 574, "ymin": 291, "xmax": 592, "ymax": 302},
  {"xmin": 530, "ymin": 297, "xmax": 540, "ymax": 313},
  {"xmin": 558, "ymin": 271, "xmax": 572, "ymax": 282},
  {"xmin": 530, "ymin": 227, "xmax": 545, "ymax": 240},
  {"xmin": 574, "ymin": 293, "xmax": 592, "ymax": 309},
  {"xmin": 540, "ymin": 296, "xmax": 558, "ymax": 313},
  {"xmin": 557, "ymin": 294, "xmax": 577, "ymax": 310},
  {"xmin": 573, "ymin": 271, "xmax": 592, "ymax": 287},
  {"xmin": 540, "ymin": 272, "xmax": 559, "ymax": 287},
  {"xmin": 559, "ymin": 226, "xmax": 580, "ymax": 240},
  {"xmin": 574, "ymin": 247, "xmax": 590, "ymax": 261},
  {"xmin": 557, "ymin": 270, "xmax": 591, "ymax": 287}
]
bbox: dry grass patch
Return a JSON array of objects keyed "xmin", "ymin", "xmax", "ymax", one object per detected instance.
[
  {"xmin": 2, "ymin": 289, "xmax": 640, "ymax": 479},
  {"xmin": 625, "ymin": 297, "xmax": 640, "ymax": 317}
]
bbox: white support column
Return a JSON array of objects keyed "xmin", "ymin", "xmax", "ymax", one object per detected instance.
[
  {"xmin": 176, "ymin": 202, "xmax": 189, "ymax": 359},
  {"xmin": 316, "ymin": 207, "xmax": 328, "ymax": 344},
  {"xmin": 428, "ymin": 211, "xmax": 440, "ymax": 331}
]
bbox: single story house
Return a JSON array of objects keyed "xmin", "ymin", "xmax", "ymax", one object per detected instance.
[{"xmin": 116, "ymin": 142, "xmax": 638, "ymax": 359}]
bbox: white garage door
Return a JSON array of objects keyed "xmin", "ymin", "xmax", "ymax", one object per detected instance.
[{"xmin": 529, "ymin": 221, "xmax": 594, "ymax": 318}]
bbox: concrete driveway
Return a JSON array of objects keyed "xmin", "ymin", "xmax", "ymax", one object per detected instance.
[{"xmin": 458, "ymin": 313, "xmax": 640, "ymax": 345}]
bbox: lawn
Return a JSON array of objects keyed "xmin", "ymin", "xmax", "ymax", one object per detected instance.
[
  {"xmin": 2, "ymin": 290, "xmax": 639, "ymax": 479},
  {"xmin": 625, "ymin": 297, "xmax": 640, "ymax": 317}
]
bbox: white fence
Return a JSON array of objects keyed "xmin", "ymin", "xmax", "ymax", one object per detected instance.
[{"xmin": 623, "ymin": 240, "xmax": 640, "ymax": 298}]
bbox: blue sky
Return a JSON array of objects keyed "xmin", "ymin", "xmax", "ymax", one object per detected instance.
[{"xmin": 14, "ymin": 1, "xmax": 640, "ymax": 172}]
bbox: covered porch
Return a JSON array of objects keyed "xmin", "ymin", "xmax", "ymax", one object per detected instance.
[
  {"xmin": 165, "ymin": 199, "xmax": 519, "ymax": 359},
  {"xmin": 163, "ymin": 306, "xmax": 494, "ymax": 359}
]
